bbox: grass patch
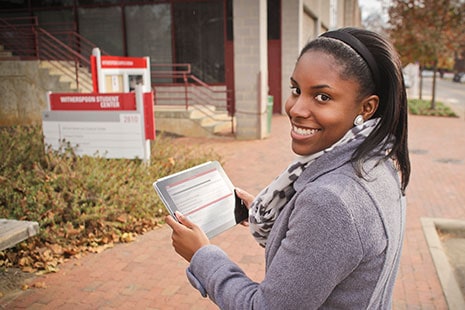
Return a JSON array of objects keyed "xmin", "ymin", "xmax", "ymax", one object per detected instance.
[
  {"xmin": 0, "ymin": 125, "xmax": 220, "ymax": 273},
  {"xmin": 408, "ymin": 99, "xmax": 458, "ymax": 117}
]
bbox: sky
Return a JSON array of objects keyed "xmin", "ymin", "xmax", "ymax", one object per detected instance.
[{"xmin": 358, "ymin": 0, "xmax": 384, "ymax": 20}]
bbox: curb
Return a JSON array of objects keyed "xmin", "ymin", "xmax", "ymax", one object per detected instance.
[{"xmin": 421, "ymin": 217, "xmax": 465, "ymax": 310}]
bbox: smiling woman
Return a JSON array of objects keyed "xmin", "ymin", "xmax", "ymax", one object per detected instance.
[
  {"xmin": 165, "ymin": 27, "xmax": 411, "ymax": 309},
  {"xmin": 285, "ymin": 50, "xmax": 378, "ymax": 156}
]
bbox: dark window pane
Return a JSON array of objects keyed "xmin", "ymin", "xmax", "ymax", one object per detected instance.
[
  {"xmin": 267, "ymin": 0, "xmax": 280, "ymax": 40},
  {"xmin": 34, "ymin": 9, "xmax": 75, "ymax": 31},
  {"xmin": 125, "ymin": 4, "xmax": 172, "ymax": 63},
  {"xmin": 173, "ymin": 1, "xmax": 225, "ymax": 83},
  {"xmin": 0, "ymin": 12, "xmax": 29, "ymax": 19},
  {"xmin": 226, "ymin": 0, "xmax": 233, "ymax": 41},
  {"xmin": 32, "ymin": 0, "xmax": 74, "ymax": 8},
  {"xmin": 124, "ymin": 0, "xmax": 165, "ymax": 3},
  {"xmin": 0, "ymin": 0, "xmax": 28, "ymax": 10},
  {"xmin": 77, "ymin": 0, "xmax": 120, "ymax": 5},
  {"xmin": 78, "ymin": 6, "xmax": 124, "ymax": 56},
  {"xmin": 125, "ymin": 3, "xmax": 173, "ymax": 83},
  {"xmin": 34, "ymin": 9, "xmax": 77, "ymax": 57}
]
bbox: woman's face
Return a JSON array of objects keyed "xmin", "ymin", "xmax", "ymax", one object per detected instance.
[{"xmin": 285, "ymin": 50, "xmax": 363, "ymax": 156}]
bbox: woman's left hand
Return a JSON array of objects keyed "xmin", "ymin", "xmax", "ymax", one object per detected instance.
[{"xmin": 165, "ymin": 211, "xmax": 210, "ymax": 262}]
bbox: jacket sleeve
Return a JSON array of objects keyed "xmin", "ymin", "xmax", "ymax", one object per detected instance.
[{"xmin": 187, "ymin": 186, "xmax": 364, "ymax": 310}]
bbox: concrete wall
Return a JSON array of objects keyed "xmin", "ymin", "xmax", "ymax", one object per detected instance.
[
  {"xmin": 0, "ymin": 61, "xmax": 70, "ymax": 126},
  {"xmin": 280, "ymin": 0, "xmax": 332, "ymax": 115},
  {"xmin": 302, "ymin": 6, "xmax": 317, "ymax": 46},
  {"xmin": 344, "ymin": 0, "xmax": 362, "ymax": 27}
]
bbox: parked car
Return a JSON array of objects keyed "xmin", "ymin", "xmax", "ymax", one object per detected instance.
[{"xmin": 452, "ymin": 72, "xmax": 464, "ymax": 83}]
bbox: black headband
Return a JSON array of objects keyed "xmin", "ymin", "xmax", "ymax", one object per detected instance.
[{"xmin": 320, "ymin": 30, "xmax": 380, "ymax": 89}]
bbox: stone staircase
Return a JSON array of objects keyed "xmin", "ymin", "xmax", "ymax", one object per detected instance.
[
  {"xmin": 36, "ymin": 61, "xmax": 235, "ymax": 137},
  {"xmin": 0, "ymin": 42, "xmax": 92, "ymax": 93},
  {"xmin": 39, "ymin": 60, "xmax": 93, "ymax": 93},
  {"xmin": 154, "ymin": 104, "xmax": 234, "ymax": 137},
  {"xmin": 0, "ymin": 44, "xmax": 233, "ymax": 136}
]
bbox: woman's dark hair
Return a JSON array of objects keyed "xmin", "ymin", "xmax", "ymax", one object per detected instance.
[{"xmin": 299, "ymin": 27, "xmax": 410, "ymax": 193}]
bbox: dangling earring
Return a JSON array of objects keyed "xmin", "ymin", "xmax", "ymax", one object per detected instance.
[{"xmin": 353, "ymin": 115, "xmax": 364, "ymax": 126}]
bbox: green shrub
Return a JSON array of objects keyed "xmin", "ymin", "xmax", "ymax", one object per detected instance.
[
  {"xmin": 0, "ymin": 125, "xmax": 220, "ymax": 272},
  {"xmin": 408, "ymin": 99, "xmax": 458, "ymax": 117}
]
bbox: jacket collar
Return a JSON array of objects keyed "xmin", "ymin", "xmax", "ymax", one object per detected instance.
[{"xmin": 294, "ymin": 138, "xmax": 364, "ymax": 192}]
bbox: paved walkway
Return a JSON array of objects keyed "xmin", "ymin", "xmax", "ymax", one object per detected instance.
[{"xmin": 2, "ymin": 113, "xmax": 465, "ymax": 309}]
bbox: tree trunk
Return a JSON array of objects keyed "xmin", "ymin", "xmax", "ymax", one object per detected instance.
[
  {"xmin": 431, "ymin": 64, "xmax": 437, "ymax": 110},
  {"xmin": 419, "ymin": 69, "xmax": 423, "ymax": 100}
]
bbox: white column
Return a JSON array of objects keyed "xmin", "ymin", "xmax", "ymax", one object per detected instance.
[{"xmin": 233, "ymin": 0, "xmax": 269, "ymax": 139}]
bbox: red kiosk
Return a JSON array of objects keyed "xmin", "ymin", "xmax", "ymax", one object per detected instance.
[{"xmin": 42, "ymin": 49, "xmax": 155, "ymax": 162}]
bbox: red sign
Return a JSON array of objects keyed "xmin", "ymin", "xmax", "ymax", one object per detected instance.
[
  {"xmin": 144, "ymin": 92, "xmax": 155, "ymax": 140},
  {"xmin": 49, "ymin": 93, "xmax": 136, "ymax": 111},
  {"xmin": 100, "ymin": 55, "xmax": 148, "ymax": 69},
  {"xmin": 47, "ymin": 92, "xmax": 155, "ymax": 141},
  {"xmin": 90, "ymin": 55, "xmax": 98, "ymax": 92}
]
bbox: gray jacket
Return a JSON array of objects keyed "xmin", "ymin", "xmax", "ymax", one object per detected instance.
[{"xmin": 187, "ymin": 140, "xmax": 406, "ymax": 309}]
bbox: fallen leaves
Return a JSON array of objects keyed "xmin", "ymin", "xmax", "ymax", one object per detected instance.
[
  {"xmin": 0, "ymin": 217, "xmax": 159, "ymax": 275},
  {"xmin": 120, "ymin": 232, "xmax": 135, "ymax": 243},
  {"xmin": 0, "ymin": 126, "xmax": 217, "ymax": 278},
  {"xmin": 21, "ymin": 281, "xmax": 47, "ymax": 291}
]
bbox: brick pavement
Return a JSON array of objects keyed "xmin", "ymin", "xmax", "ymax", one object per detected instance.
[{"xmin": 1, "ymin": 113, "xmax": 465, "ymax": 309}]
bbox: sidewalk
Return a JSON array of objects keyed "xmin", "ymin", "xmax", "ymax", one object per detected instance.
[{"xmin": 2, "ymin": 113, "xmax": 465, "ymax": 309}]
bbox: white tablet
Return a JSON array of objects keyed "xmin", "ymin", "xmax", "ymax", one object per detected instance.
[{"xmin": 153, "ymin": 161, "xmax": 248, "ymax": 238}]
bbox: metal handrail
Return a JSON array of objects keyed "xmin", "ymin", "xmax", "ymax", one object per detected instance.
[
  {"xmin": 0, "ymin": 17, "xmax": 38, "ymax": 59},
  {"xmin": 36, "ymin": 27, "xmax": 92, "ymax": 91},
  {"xmin": 36, "ymin": 27, "xmax": 88, "ymax": 63},
  {"xmin": 1, "ymin": 16, "xmax": 234, "ymax": 131},
  {"xmin": 151, "ymin": 63, "xmax": 234, "ymax": 133},
  {"xmin": 151, "ymin": 63, "xmax": 232, "ymax": 112},
  {"xmin": 0, "ymin": 16, "xmax": 104, "ymax": 92}
]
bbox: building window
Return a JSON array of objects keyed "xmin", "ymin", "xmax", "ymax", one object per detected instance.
[
  {"xmin": 77, "ymin": 0, "xmax": 120, "ymax": 5},
  {"xmin": 267, "ymin": 0, "xmax": 280, "ymax": 40},
  {"xmin": 125, "ymin": 3, "xmax": 172, "ymax": 64},
  {"xmin": 173, "ymin": 1, "xmax": 225, "ymax": 83},
  {"xmin": 0, "ymin": 0, "xmax": 28, "ymax": 10},
  {"xmin": 32, "ymin": 0, "xmax": 74, "ymax": 7},
  {"xmin": 78, "ymin": 6, "xmax": 124, "ymax": 56}
]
